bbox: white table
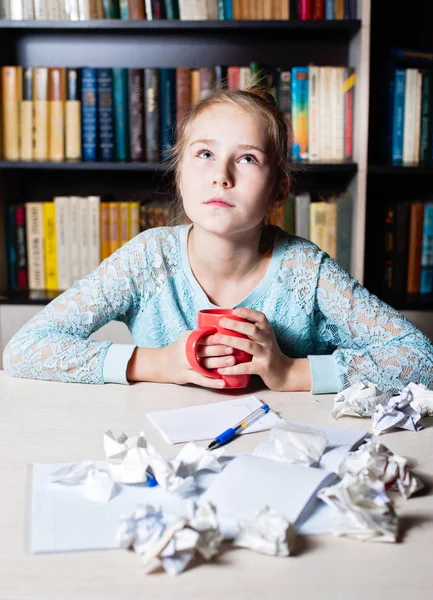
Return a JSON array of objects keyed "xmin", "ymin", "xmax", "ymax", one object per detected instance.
[{"xmin": 0, "ymin": 370, "xmax": 432, "ymax": 600}]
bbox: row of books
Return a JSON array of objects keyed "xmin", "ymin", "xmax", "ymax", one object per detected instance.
[
  {"xmin": 390, "ymin": 68, "xmax": 433, "ymax": 165},
  {"xmin": 0, "ymin": 64, "xmax": 356, "ymax": 163},
  {"xmin": 0, "ymin": 1, "xmax": 357, "ymax": 21},
  {"xmin": 269, "ymin": 190, "xmax": 352, "ymax": 272},
  {"xmin": 383, "ymin": 202, "xmax": 433, "ymax": 298},
  {"xmin": 7, "ymin": 197, "xmax": 144, "ymax": 291}
]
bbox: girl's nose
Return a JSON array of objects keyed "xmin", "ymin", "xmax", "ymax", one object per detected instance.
[{"xmin": 213, "ymin": 165, "xmax": 234, "ymax": 188}]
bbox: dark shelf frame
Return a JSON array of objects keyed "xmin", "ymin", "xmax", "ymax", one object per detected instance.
[
  {"xmin": 0, "ymin": 19, "xmax": 361, "ymax": 33},
  {"xmin": 0, "ymin": 160, "xmax": 358, "ymax": 173},
  {"xmin": 369, "ymin": 164, "xmax": 433, "ymax": 175}
]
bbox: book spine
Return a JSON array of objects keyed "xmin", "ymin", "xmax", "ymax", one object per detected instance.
[
  {"xmin": 163, "ymin": 0, "xmax": 180, "ymax": 19},
  {"xmin": 334, "ymin": 0, "xmax": 344, "ymax": 19},
  {"xmin": 391, "ymin": 69, "xmax": 406, "ymax": 163},
  {"xmin": 119, "ymin": 202, "xmax": 130, "ymax": 247},
  {"xmin": 65, "ymin": 0, "xmax": 80, "ymax": 20},
  {"xmin": 291, "ymin": 66, "xmax": 309, "ymax": 161},
  {"xmin": 33, "ymin": 0, "xmax": 47, "ymax": 19},
  {"xmin": 1, "ymin": 66, "xmax": 21, "ymax": 161},
  {"xmin": 113, "ymin": 68, "xmax": 129, "ymax": 161},
  {"xmin": 43, "ymin": 202, "xmax": 58, "ymax": 291},
  {"xmin": 129, "ymin": 0, "xmax": 145, "ymax": 19},
  {"xmin": 78, "ymin": 0, "xmax": 91, "ymax": 19},
  {"xmin": 403, "ymin": 68, "xmax": 417, "ymax": 165},
  {"xmin": 108, "ymin": 201, "xmax": 119, "ymax": 255},
  {"xmin": 281, "ymin": 0, "xmax": 290, "ymax": 20},
  {"xmin": 407, "ymin": 202, "xmax": 424, "ymax": 294},
  {"xmin": 420, "ymin": 204, "xmax": 433, "ymax": 294},
  {"xmin": 336, "ymin": 191, "xmax": 352, "ymax": 273},
  {"xmin": 55, "ymin": 196, "xmax": 71, "ymax": 290},
  {"xmin": 66, "ymin": 68, "xmax": 82, "ymax": 161},
  {"xmin": 309, "ymin": 202, "xmax": 328, "ymax": 250},
  {"xmin": 97, "ymin": 68, "xmax": 114, "ymax": 161},
  {"xmin": 325, "ymin": 0, "xmax": 334, "ymax": 19},
  {"xmin": 330, "ymin": 67, "xmax": 345, "ymax": 161},
  {"xmin": 81, "ymin": 67, "xmax": 98, "ymax": 161},
  {"xmin": 48, "ymin": 67, "xmax": 66, "ymax": 162},
  {"xmin": 129, "ymin": 201, "xmax": 140, "ymax": 238},
  {"xmin": 79, "ymin": 196, "xmax": 89, "ymax": 277},
  {"xmin": 100, "ymin": 202, "xmax": 110, "ymax": 261},
  {"xmin": 326, "ymin": 201, "xmax": 337, "ymax": 260},
  {"xmin": 312, "ymin": 0, "xmax": 324, "ymax": 20},
  {"xmin": 22, "ymin": 0, "xmax": 35, "ymax": 19},
  {"xmin": 47, "ymin": 0, "xmax": 61, "ymax": 19},
  {"xmin": 14, "ymin": 205, "xmax": 28, "ymax": 289},
  {"xmin": 119, "ymin": 0, "xmax": 129, "ymax": 18},
  {"xmin": 343, "ymin": 67, "xmax": 355, "ymax": 161},
  {"xmin": 25, "ymin": 202, "xmax": 45, "ymax": 291},
  {"xmin": 102, "ymin": 0, "xmax": 120, "ymax": 17},
  {"xmin": 89, "ymin": 0, "xmax": 105, "ymax": 18},
  {"xmin": 227, "ymin": 66, "xmax": 240, "ymax": 90},
  {"xmin": 308, "ymin": 65, "xmax": 319, "ymax": 162},
  {"xmin": 7, "ymin": 207, "xmax": 17, "ymax": 290},
  {"xmin": 191, "ymin": 69, "xmax": 201, "ymax": 105},
  {"xmin": 200, "ymin": 67, "xmax": 216, "ymax": 99},
  {"xmin": 69, "ymin": 196, "xmax": 81, "ymax": 284},
  {"xmin": 144, "ymin": 68, "xmax": 160, "ymax": 162},
  {"xmin": 87, "ymin": 196, "xmax": 101, "ymax": 272},
  {"xmin": 214, "ymin": 65, "xmax": 228, "ymax": 89},
  {"xmin": 295, "ymin": 192, "xmax": 311, "ymax": 239},
  {"xmin": 33, "ymin": 67, "xmax": 49, "ymax": 161},
  {"xmin": 299, "ymin": 0, "xmax": 311, "ymax": 20},
  {"xmin": 218, "ymin": 0, "xmax": 226, "ymax": 19},
  {"xmin": 10, "ymin": 0, "xmax": 24, "ymax": 19},
  {"xmin": 128, "ymin": 68, "xmax": 145, "ymax": 161},
  {"xmin": 152, "ymin": 0, "xmax": 162, "ymax": 19},
  {"xmin": 413, "ymin": 70, "xmax": 422, "ymax": 164},
  {"xmin": 419, "ymin": 71, "xmax": 432, "ymax": 164},
  {"xmin": 20, "ymin": 67, "xmax": 33, "ymax": 161},
  {"xmin": 176, "ymin": 67, "xmax": 192, "ymax": 137},
  {"xmin": 160, "ymin": 68, "xmax": 176, "ymax": 160}
]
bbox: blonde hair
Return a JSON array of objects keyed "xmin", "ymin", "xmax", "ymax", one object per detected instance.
[{"xmin": 166, "ymin": 85, "xmax": 294, "ymax": 225}]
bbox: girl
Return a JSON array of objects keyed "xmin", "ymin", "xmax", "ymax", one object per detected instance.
[{"xmin": 3, "ymin": 88, "xmax": 433, "ymax": 393}]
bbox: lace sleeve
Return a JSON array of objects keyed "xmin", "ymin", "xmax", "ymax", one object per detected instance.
[
  {"xmin": 2, "ymin": 236, "xmax": 147, "ymax": 384},
  {"xmin": 313, "ymin": 254, "xmax": 433, "ymax": 392}
]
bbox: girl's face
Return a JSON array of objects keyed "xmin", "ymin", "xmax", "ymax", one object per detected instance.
[{"xmin": 179, "ymin": 103, "xmax": 283, "ymax": 238}]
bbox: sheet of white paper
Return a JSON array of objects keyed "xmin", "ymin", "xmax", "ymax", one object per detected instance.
[
  {"xmin": 30, "ymin": 461, "xmax": 196, "ymax": 554},
  {"xmin": 200, "ymin": 455, "xmax": 337, "ymax": 528},
  {"xmin": 147, "ymin": 396, "xmax": 285, "ymax": 444}
]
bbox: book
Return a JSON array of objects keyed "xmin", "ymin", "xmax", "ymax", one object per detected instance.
[
  {"xmin": 1, "ymin": 66, "xmax": 21, "ymax": 161},
  {"xmin": 48, "ymin": 67, "xmax": 66, "ymax": 162},
  {"xmin": 402, "ymin": 69, "xmax": 418, "ymax": 165},
  {"xmin": 113, "ymin": 68, "xmax": 129, "ymax": 161},
  {"xmin": 25, "ymin": 202, "xmax": 45, "ymax": 291},
  {"xmin": 97, "ymin": 68, "xmax": 115, "ymax": 161},
  {"xmin": 407, "ymin": 202, "xmax": 424, "ymax": 294},
  {"xmin": 81, "ymin": 67, "xmax": 98, "ymax": 161},
  {"xmin": 330, "ymin": 67, "xmax": 345, "ymax": 161},
  {"xmin": 160, "ymin": 68, "xmax": 176, "ymax": 160},
  {"xmin": 87, "ymin": 196, "xmax": 101, "ymax": 272},
  {"xmin": 43, "ymin": 202, "xmax": 58, "ymax": 291},
  {"xmin": 176, "ymin": 67, "xmax": 191, "ymax": 137},
  {"xmin": 310, "ymin": 202, "xmax": 328, "ymax": 253},
  {"xmin": 33, "ymin": 67, "xmax": 49, "ymax": 161},
  {"xmin": 308, "ymin": 65, "xmax": 320, "ymax": 162},
  {"xmin": 69, "ymin": 196, "xmax": 81, "ymax": 284},
  {"xmin": 391, "ymin": 69, "xmax": 406, "ymax": 163},
  {"xmin": 291, "ymin": 67, "xmax": 309, "ymax": 161},
  {"xmin": 108, "ymin": 201, "xmax": 119, "ymax": 255},
  {"xmin": 102, "ymin": 0, "xmax": 120, "ymax": 17},
  {"xmin": 100, "ymin": 202, "xmax": 110, "ymax": 261},
  {"xmin": 129, "ymin": 0, "xmax": 145, "ymax": 19},
  {"xmin": 119, "ymin": 201, "xmax": 129, "ymax": 247},
  {"xmin": 128, "ymin": 69, "xmax": 145, "ymax": 161},
  {"xmin": 419, "ymin": 71, "xmax": 433, "ymax": 164},
  {"xmin": 144, "ymin": 68, "xmax": 160, "ymax": 162},
  {"xmin": 119, "ymin": 0, "xmax": 129, "ymax": 18},
  {"xmin": 65, "ymin": 68, "xmax": 82, "ymax": 161},
  {"xmin": 55, "ymin": 196, "xmax": 71, "ymax": 290},
  {"xmin": 129, "ymin": 201, "xmax": 140, "ymax": 238},
  {"xmin": 20, "ymin": 67, "xmax": 33, "ymax": 161},
  {"xmin": 420, "ymin": 203, "xmax": 433, "ymax": 295}
]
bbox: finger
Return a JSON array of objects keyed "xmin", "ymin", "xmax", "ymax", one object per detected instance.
[
  {"xmin": 197, "ymin": 334, "xmax": 219, "ymax": 346},
  {"xmin": 196, "ymin": 344, "xmax": 233, "ymax": 358},
  {"xmin": 218, "ymin": 362, "xmax": 256, "ymax": 376},
  {"xmin": 201, "ymin": 355, "xmax": 236, "ymax": 370},
  {"xmin": 219, "ymin": 317, "xmax": 265, "ymax": 340},
  {"xmin": 233, "ymin": 307, "xmax": 269, "ymax": 328},
  {"xmin": 213, "ymin": 333, "xmax": 258, "ymax": 355},
  {"xmin": 188, "ymin": 371, "xmax": 226, "ymax": 389}
]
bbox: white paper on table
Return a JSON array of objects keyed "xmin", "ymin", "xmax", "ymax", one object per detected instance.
[
  {"xmin": 147, "ymin": 395, "xmax": 285, "ymax": 444},
  {"xmin": 199, "ymin": 455, "xmax": 337, "ymax": 529}
]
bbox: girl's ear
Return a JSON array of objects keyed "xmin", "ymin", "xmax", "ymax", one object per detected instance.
[{"xmin": 271, "ymin": 177, "xmax": 291, "ymax": 209}]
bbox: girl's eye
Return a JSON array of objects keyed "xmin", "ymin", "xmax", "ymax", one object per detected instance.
[
  {"xmin": 197, "ymin": 149, "xmax": 213, "ymax": 159},
  {"xmin": 239, "ymin": 155, "xmax": 258, "ymax": 164}
]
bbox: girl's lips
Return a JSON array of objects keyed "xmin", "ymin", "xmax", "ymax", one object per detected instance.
[{"xmin": 205, "ymin": 200, "xmax": 234, "ymax": 207}]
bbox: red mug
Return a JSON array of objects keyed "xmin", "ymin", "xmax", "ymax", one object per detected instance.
[{"xmin": 186, "ymin": 309, "xmax": 252, "ymax": 389}]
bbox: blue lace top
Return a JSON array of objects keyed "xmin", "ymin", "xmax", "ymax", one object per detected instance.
[{"xmin": 3, "ymin": 225, "xmax": 433, "ymax": 394}]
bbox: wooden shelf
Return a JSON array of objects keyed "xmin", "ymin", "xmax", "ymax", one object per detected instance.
[
  {"xmin": 0, "ymin": 19, "xmax": 361, "ymax": 33},
  {"xmin": 0, "ymin": 290, "xmax": 62, "ymax": 305},
  {"xmin": 0, "ymin": 160, "xmax": 357, "ymax": 173}
]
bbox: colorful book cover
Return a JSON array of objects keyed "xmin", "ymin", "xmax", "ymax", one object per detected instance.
[
  {"xmin": 160, "ymin": 68, "xmax": 176, "ymax": 160},
  {"xmin": 43, "ymin": 202, "xmax": 58, "ymax": 291},
  {"xmin": 113, "ymin": 68, "xmax": 129, "ymax": 161},
  {"xmin": 391, "ymin": 69, "xmax": 406, "ymax": 164},
  {"xmin": 291, "ymin": 67, "xmax": 309, "ymax": 161},
  {"xmin": 420, "ymin": 203, "xmax": 433, "ymax": 294},
  {"xmin": 81, "ymin": 67, "xmax": 98, "ymax": 161},
  {"xmin": 97, "ymin": 68, "xmax": 114, "ymax": 161}
]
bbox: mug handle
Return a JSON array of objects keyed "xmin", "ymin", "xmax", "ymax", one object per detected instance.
[{"xmin": 185, "ymin": 326, "xmax": 221, "ymax": 379}]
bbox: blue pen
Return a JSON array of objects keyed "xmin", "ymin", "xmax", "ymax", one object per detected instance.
[{"xmin": 207, "ymin": 404, "xmax": 270, "ymax": 450}]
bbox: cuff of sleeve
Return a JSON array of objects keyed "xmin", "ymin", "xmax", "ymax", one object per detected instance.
[
  {"xmin": 103, "ymin": 344, "xmax": 137, "ymax": 385},
  {"xmin": 308, "ymin": 355, "xmax": 341, "ymax": 395}
]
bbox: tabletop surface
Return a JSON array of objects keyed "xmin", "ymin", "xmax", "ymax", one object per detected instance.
[{"xmin": 0, "ymin": 370, "xmax": 432, "ymax": 600}]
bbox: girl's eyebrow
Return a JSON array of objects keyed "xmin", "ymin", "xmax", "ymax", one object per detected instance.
[{"xmin": 189, "ymin": 138, "xmax": 266, "ymax": 154}]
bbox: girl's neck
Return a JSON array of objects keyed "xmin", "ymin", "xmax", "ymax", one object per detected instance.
[{"xmin": 187, "ymin": 224, "xmax": 269, "ymax": 283}]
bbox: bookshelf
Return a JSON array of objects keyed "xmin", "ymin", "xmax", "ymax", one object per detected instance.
[
  {"xmin": 366, "ymin": 0, "xmax": 433, "ymax": 335},
  {"xmin": 0, "ymin": 3, "xmax": 373, "ymax": 364}
]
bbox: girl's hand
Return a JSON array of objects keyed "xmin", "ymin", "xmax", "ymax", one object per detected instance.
[
  {"xmin": 161, "ymin": 331, "xmax": 235, "ymax": 389},
  {"xmin": 214, "ymin": 308, "xmax": 311, "ymax": 392}
]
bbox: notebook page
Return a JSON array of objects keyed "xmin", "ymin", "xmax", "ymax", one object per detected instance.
[
  {"xmin": 200, "ymin": 454, "xmax": 337, "ymax": 527},
  {"xmin": 147, "ymin": 396, "xmax": 285, "ymax": 444}
]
